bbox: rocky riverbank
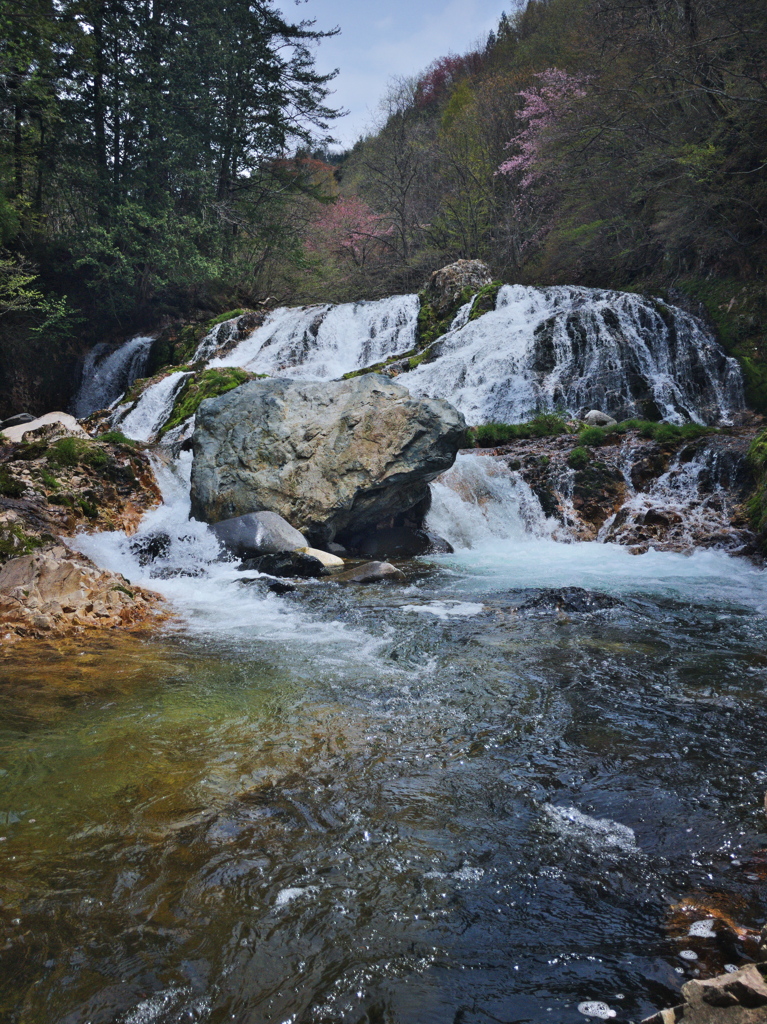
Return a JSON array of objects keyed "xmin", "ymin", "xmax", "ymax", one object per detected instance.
[{"xmin": 0, "ymin": 418, "xmax": 166, "ymax": 640}]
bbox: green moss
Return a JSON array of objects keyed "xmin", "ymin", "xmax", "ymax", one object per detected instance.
[
  {"xmin": 112, "ymin": 584, "xmax": 134, "ymax": 599},
  {"xmin": 79, "ymin": 497, "xmax": 99, "ymax": 519},
  {"xmin": 746, "ymin": 428, "xmax": 767, "ymax": 540},
  {"xmin": 567, "ymin": 446, "xmax": 590, "ymax": 469},
  {"xmin": 468, "ymin": 281, "xmax": 503, "ymax": 322},
  {"xmin": 579, "ymin": 425, "xmax": 610, "ymax": 446},
  {"xmin": 207, "ymin": 308, "xmax": 248, "ymax": 329},
  {"xmin": 0, "ymin": 467, "xmax": 24, "ymax": 497},
  {"xmin": 40, "ymin": 468, "xmax": 60, "ymax": 490},
  {"xmin": 48, "ymin": 437, "xmax": 112, "ymax": 469},
  {"xmin": 99, "ymin": 430, "xmax": 136, "ymax": 447},
  {"xmin": 161, "ymin": 367, "xmax": 258, "ymax": 435}
]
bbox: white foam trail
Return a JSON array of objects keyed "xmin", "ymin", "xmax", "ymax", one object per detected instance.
[
  {"xmin": 426, "ymin": 454, "xmax": 767, "ymax": 611},
  {"xmin": 543, "ymin": 805, "xmax": 639, "ymax": 854},
  {"xmin": 426, "ymin": 453, "xmax": 555, "ymax": 549},
  {"xmin": 208, "ymin": 295, "xmax": 420, "ymax": 380},
  {"xmin": 114, "ymin": 372, "xmax": 191, "ymax": 442},
  {"xmin": 71, "ymin": 335, "xmax": 154, "ymax": 418}
]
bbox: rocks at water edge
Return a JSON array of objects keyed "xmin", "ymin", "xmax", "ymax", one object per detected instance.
[
  {"xmin": 238, "ymin": 551, "xmax": 330, "ymax": 579},
  {"xmin": 210, "ymin": 511, "xmax": 307, "ymax": 559},
  {"xmin": 0, "ymin": 545, "xmax": 166, "ymax": 639},
  {"xmin": 189, "ymin": 375, "xmax": 466, "ymax": 546},
  {"xmin": 642, "ymin": 963, "xmax": 767, "ymax": 1024},
  {"xmin": 584, "ymin": 410, "xmax": 619, "ymax": 429}
]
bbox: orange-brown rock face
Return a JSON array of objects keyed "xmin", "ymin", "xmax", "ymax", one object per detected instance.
[{"xmin": 0, "ymin": 545, "xmax": 167, "ymax": 640}]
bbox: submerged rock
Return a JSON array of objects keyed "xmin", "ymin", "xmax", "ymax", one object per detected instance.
[
  {"xmin": 333, "ymin": 561, "xmax": 405, "ymax": 584},
  {"xmin": 346, "ymin": 525, "xmax": 453, "ymax": 559},
  {"xmin": 515, "ymin": 587, "xmax": 623, "ymax": 615},
  {"xmin": 210, "ymin": 511, "xmax": 307, "ymax": 559},
  {"xmin": 0, "ymin": 545, "xmax": 166, "ymax": 639},
  {"xmin": 238, "ymin": 551, "xmax": 329, "ymax": 579},
  {"xmin": 190, "ymin": 374, "xmax": 466, "ymax": 545}
]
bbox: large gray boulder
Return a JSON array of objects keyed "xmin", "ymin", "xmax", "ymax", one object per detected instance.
[
  {"xmin": 424, "ymin": 260, "xmax": 493, "ymax": 315},
  {"xmin": 190, "ymin": 375, "xmax": 466, "ymax": 545},
  {"xmin": 209, "ymin": 511, "xmax": 307, "ymax": 559}
]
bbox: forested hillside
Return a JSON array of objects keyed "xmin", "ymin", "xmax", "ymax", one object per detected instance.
[
  {"xmin": 0, "ymin": 0, "xmax": 339, "ymax": 413},
  {"xmin": 1, "ymin": 0, "xmax": 766, "ymax": 414}
]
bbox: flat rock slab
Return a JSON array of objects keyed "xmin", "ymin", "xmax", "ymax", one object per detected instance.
[
  {"xmin": 190, "ymin": 375, "xmax": 466, "ymax": 545},
  {"xmin": 2, "ymin": 412, "xmax": 87, "ymax": 443}
]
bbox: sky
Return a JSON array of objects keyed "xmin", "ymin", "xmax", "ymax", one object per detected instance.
[{"xmin": 274, "ymin": 0, "xmax": 508, "ymax": 149}]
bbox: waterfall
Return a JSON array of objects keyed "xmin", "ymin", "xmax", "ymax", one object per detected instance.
[
  {"xmin": 208, "ymin": 295, "xmax": 420, "ymax": 380},
  {"xmin": 194, "ymin": 285, "xmax": 742, "ymax": 426},
  {"xmin": 112, "ymin": 371, "xmax": 192, "ymax": 442},
  {"xmin": 404, "ymin": 285, "xmax": 744, "ymax": 426},
  {"xmin": 426, "ymin": 453, "xmax": 554, "ymax": 549},
  {"xmin": 71, "ymin": 335, "xmax": 154, "ymax": 418},
  {"xmin": 599, "ymin": 440, "xmax": 752, "ymax": 552}
]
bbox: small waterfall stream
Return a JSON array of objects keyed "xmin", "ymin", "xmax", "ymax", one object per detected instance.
[{"xmin": 71, "ymin": 335, "xmax": 154, "ymax": 418}]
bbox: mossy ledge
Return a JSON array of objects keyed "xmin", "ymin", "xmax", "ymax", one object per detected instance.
[{"xmin": 161, "ymin": 367, "xmax": 261, "ymax": 435}]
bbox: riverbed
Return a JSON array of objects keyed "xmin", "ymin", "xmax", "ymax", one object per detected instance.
[{"xmin": 1, "ymin": 455, "xmax": 766, "ymax": 1024}]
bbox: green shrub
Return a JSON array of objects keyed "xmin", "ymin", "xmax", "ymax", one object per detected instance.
[
  {"xmin": 49, "ymin": 437, "xmax": 111, "ymax": 469},
  {"xmin": 567, "ymin": 446, "xmax": 590, "ymax": 469},
  {"xmin": 0, "ymin": 468, "xmax": 24, "ymax": 497},
  {"xmin": 529, "ymin": 413, "xmax": 569, "ymax": 437},
  {"xmin": 652, "ymin": 423, "xmax": 682, "ymax": 443},
  {"xmin": 471, "ymin": 414, "xmax": 571, "ymax": 447},
  {"xmin": 99, "ymin": 430, "xmax": 136, "ymax": 446},
  {"xmin": 40, "ymin": 469, "xmax": 60, "ymax": 490},
  {"xmin": 579, "ymin": 425, "xmax": 608, "ymax": 446}
]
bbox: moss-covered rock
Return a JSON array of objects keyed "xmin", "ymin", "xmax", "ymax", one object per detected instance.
[{"xmin": 161, "ymin": 367, "xmax": 258, "ymax": 435}]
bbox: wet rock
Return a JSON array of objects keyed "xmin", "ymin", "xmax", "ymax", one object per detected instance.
[
  {"xmin": 424, "ymin": 260, "xmax": 493, "ymax": 316},
  {"xmin": 346, "ymin": 525, "xmax": 453, "ymax": 559},
  {"xmin": 267, "ymin": 580, "xmax": 297, "ymax": 595},
  {"xmin": 238, "ymin": 551, "xmax": 330, "ymax": 579},
  {"xmin": 210, "ymin": 511, "xmax": 307, "ymax": 559},
  {"xmin": 333, "ymin": 561, "xmax": 405, "ymax": 584},
  {"xmin": 0, "ymin": 545, "xmax": 166, "ymax": 640},
  {"xmin": 584, "ymin": 410, "xmax": 618, "ymax": 429},
  {"xmin": 515, "ymin": 587, "xmax": 623, "ymax": 615},
  {"xmin": 190, "ymin": 375, "xmax": 466, "ymax": 545},
  {"xmin": 130, "ymin": 531, "xmax": 171, "ymax": 565},
  {"xmin": 643, "ymin": 963, "xmax": 767, "ymax": 1024}
]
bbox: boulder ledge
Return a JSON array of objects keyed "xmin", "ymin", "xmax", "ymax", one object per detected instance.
[{"xmin": 189, "ymin": 375, "xmax": 466, "ymax": 546}]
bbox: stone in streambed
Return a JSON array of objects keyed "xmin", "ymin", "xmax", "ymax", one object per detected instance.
[
  {"xmin": 333, "ymin": 561, "xmax": 405, "ymax": 584},
  {"xmin": 210, "ymin": 511, "xmax": 307, "ymax": 559},
  {"xmin": 515, "ymin": 587, "xmax": 623, "ymax": 615},
  {"xmin": 189, "ymin": 375, "xmax": 466, "ymax": 545},
  {"xmin": 584, "ymin": 410, "xmax": 618, "ymax": 429},
  {"xmin": 238, "ymin": 551, "xmax": 329, "ymax": 579}
]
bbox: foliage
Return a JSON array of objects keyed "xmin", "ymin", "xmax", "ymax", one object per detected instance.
[
  {"xmin": 98, "ymin": 431, "xmax": 136, "ymax": 447},
  {"xmin": 579, "ymin": 425, "xmax": 609, "ymax": 446},
  {"xmin": 0, "ymin": 524, "xmax": 43, "ymax": 563},
  {"xmin": 48, "ymin": 437, "xmax": 110, "ymax": 469},
  {"xmin": 0, "ymin": 467, "xmax": 24, "ymax": 497},
  {"xmin": 567, "ymin": 446, "xmax": 590, "ymax": 469},
  {"xmin": 471, "ymin": 413, "xmax": 570, "ymax": 446}
]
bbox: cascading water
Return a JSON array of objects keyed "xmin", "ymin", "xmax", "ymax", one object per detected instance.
[
  {"xmin": 190, "ymin": 285, "xmax": 743, "ymax": 427},
  {"xmin": 405, "ymin": 285, "xmax": 745, "ymax": 425},
  {"xmin": 71, "ymin": 335, "xmax": 154, "ymax": 418},
  {"xmin": 208, "ymin": 294, "xmax": 420, "ymax": 380},
  {"xmin": 111, "ymin": 371, "xmax": 192, "ymax": 442}
]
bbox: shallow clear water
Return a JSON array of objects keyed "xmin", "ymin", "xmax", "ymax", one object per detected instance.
[{"xmin": 2, "ymin": 458, "xmax": 766, "ymax": 1024}]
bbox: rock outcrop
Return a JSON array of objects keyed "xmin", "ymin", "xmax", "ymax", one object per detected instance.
[
  {"xmin": 190, "ymin": 374, "xmax": 466, "ymax": 546},
  {"xmin": 423, "ymin": 260, "xmax": 493, "ymax": 316},
  {"xmin": 642, "ymin": 963, "xmax": 767, "ymax": 1024},
  {"xmin": 0, "ymin": 545, "xmax": 166, "ymax": 640}
]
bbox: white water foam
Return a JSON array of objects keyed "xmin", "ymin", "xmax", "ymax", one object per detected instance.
[
  {"xmin": 543, "ymin": 805, "xmax": 639, "ymax": 854},
  {"xmin": 404, "ymin": 285, "xmax": 743, "ymax": 425},
  {"xmin": 426, "ymin": 454, "xmax": 767, "ymax": 611},
  {"xmin": 209, "ymin": 295, "xmax": 420, "ymax": 380},
  {"xmin": 113, "ymin": 372, "xmax": 192, "ymax": 442}
]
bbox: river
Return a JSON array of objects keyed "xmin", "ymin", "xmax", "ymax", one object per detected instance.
[{"xmin": 1, "ymin": 454, "xmax": 766, "ymax": 1023}]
